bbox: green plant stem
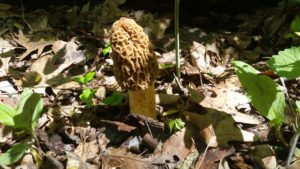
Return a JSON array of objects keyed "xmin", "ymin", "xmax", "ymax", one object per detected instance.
[
  {"xmin": 286, "ymin": 132, "xmax": 300, "ymax": 167},
  {"xmin": 174, "ymin": 0, "xmax": 180, "ymax": 78},
  {"xmin": 276, "ymin": 126, "xmax": 289, "ymax": 148}
]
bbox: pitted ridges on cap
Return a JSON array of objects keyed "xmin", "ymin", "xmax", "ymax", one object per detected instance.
[{"xmin": 111, "ymin": 17, "xmax": 158, "ymax": 90}]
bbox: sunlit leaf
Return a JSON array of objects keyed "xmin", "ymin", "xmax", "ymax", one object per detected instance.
[
  {"xmin": 159, "ymin": 63, "xmax": 175, "ymax": 69},
  {"xmin": 73, "ymin": 72, "xmax": 95, "ymax": 84},
  {"xmin": 167, "ymin": 118, "xmax": 185, "ymax": 133},
  {"xmin": 232, "ymin": 61, "xmax": 285, "ymax": 127},
  {"xmin": 84, "ymin": 71, "xmax": 95, "ymax": 83},
  {"xmin": 296, "ymin": 100, "xmax": 300, "ymax": 115},
  {"xmin": 267, "ymin": 47, "xmax": 300, "ymax": 79},
  {"xmin": 0, "ymin": 143, "xmax": 27, "ymax": 165},
  {"xmin": 73, "ymin": 76, "xmax": 85, "ymax": 84},
  {"xmin": 102, "ymin": 43, "xmax": 112, "ymax": 56},
  {"xmin": 14, "ymin": 88, "xmax": 43, "ymax": 132},
  {"xmin": 0, "ymin": 104, "xmax": 15, "ymax": 126}
]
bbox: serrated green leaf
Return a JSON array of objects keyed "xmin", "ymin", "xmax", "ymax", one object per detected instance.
[
  {"xmin": 14, "ymin": 88, "xmax": 43, "ymax": 132},
  {"xmin": 0, "ymin": 143, "xmax": 27, "ymax": 165},
  {"xmin": 0, "ymin": 104, "xmax": 16, "ymax": 126},
  {"xmin": 102, "ymin": 91, "xmax": 124, "ymax": 106},
  {"xmin": 73, "ymin": 76, "xmax": 85, "ymax": 84},
  {"xmin": 84, "ymin": 71, "xmax": 95, "ymax": 83},
  {"xmin": 267, "ymin": 47, "xmax": 300, "ymax": 79},
  {"xmin": 167, "ymin": 118, "xmax": 185, "ymax": 133},
  {"xmin": 232, "ymin": 61, "xmax": 285, "ymax": 126},
  {"xmin": 291, "ymin": 16, "xmax": 300, "ymax": 33}
]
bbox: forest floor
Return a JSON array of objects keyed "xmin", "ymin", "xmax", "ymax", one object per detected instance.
[{"xmin": 0, "ymin": 0, "xmax": 300, "ymax": 168}]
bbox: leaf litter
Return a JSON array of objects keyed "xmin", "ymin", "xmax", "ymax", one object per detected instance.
[{"xmin": 0, "ymin": 0, "xmax": 300, "ymax": 168}]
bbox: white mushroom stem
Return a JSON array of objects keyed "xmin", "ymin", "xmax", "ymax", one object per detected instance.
[{"xmin": 128, "ymin": 83, "xmax": 156, "ymax": 119}]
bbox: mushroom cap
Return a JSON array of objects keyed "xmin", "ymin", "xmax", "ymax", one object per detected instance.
[{"xmin": 110, "ymin": 17, "xmax": 158, "ymax": 90}]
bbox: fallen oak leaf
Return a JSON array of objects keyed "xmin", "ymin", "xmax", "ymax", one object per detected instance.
[
  {"xmin": 13, "ymin": 30, "xmax": 54, "ymax": 60},
  {"xmin": 183, "ymin": 110, "xmax": 257, "ymax": 147}
]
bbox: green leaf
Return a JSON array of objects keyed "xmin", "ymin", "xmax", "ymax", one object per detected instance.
[
  {"xmin": 72, "ymin": 76, "xmax": 85, "ymax": 84},
  {"xmin": 159, "ymin": 63, "xmax": 175, "ymax": 69},
  {"xmin": 102, "ymin": 91, "xmax": 124, "ymax": 106},
  {"xmin": 0, "ymin": 143, "xmax": 27, "ymax": 165},
  {"xmin": 73, "ymin": 71, "xmax": 95, "ymax": 84},
  {"xmin": 79, "ymin": 87, "xmax": 97, "ymax": 106},
  {"xmin": 14, "ymin": 88, "xmax": 43, "ymax": 132},
  {"xmin": 0, "ymin": 104, "xmax": 16, "ymax": 126},
  {"xmin": 267, "ymin": 47, "xmax": 300, "ymax": 79},
  {"xmin": 291, "ymin": 16, "xmax": 300, "ymax": 33},
  {"xmin": 102, "ymin": 43, "xmax": 112, "ymax": 56},
  {"xmin": 167, "ymin": 118, "xmax": 185, "ymax": 133},
  {"xmin": 84, "ymin": 71, "xmax": 95, "ymax": 83},
  {"xmin": 232, "ymin": 61, "xmax": 285, "ymax": 126},
  {"xmin": 296, "ymin": 100, "xmax": 300, "ymax": 115}
]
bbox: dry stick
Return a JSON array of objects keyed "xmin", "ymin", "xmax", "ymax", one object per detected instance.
[
  {"xmin": 20, "ymin": 0, "xmax": 33, "ymax": 31},
  {"xmin": 175, "ymin": 0, "xmax": 180, "ymax": 78}
]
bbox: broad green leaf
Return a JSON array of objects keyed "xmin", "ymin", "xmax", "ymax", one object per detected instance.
[
  {"xmin": 14, "ymin": 88, "xmax": 43, "ymax": 132},
  {"xmin": 73, "ymin": 76, "xmax": 85, "ymax": 84},
  {"xmin": 291, "ymin": 16, "xmax": 300, "ymax": 33},
  {"xmin": 15, "ymin": 88, "xmax": 34, "ymax": 115},
  {"xmin": 232, "ymin": 61, "xmax": 285, "ymax": 126},
  {"xmin": 0, "ymin": 104, "xmax": 16, "ymax": 126},
  {"xmin": 0, "ymin": 143, "xmax": 27, "ymax": 165},
  {"xmin": 267, "ymin": 47, "xmax": 300, "ymax": 79},
  {"xmin": 102, "ymin": 91, "xmax": 124, "ymax": 106},
  {"xmin": 84, "ymin": 71, "xmax": 95, "ymax": 83}
]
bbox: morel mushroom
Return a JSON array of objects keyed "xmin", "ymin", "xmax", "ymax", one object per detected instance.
[{"xmin": 110, "ymin": 17, "xmax": 158, "ymax": 119}]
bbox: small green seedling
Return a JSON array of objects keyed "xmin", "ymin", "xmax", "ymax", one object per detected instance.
[
  {"xmin": 167, "ymin": 118, "xmax": 185, "ymax": 133},
  {"xmin": 79, "ymin": 87, "xmax": 97, "ymax": 108},
  {"xmin": 102, "ymin": 42, "xmax": 112, "ymax": 56},
  {"xmin": 73, "ymin": 71, "xmax": 97, "ymax": 107},
  {"xmin": 73, "ymin": 71, "xmax": 95, "ymax": 84},
  {"xmin": 0, "ymin": 88, "xmax": 43, "ymax": 165},
  {"xmin": 102, "ymin": 91, "xmax": 125, "ymax": 106}
]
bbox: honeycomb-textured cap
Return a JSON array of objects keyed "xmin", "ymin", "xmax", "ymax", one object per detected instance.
[{"xmin": 110, "ymin": 17, "xmax": 158, "ymax": 90}]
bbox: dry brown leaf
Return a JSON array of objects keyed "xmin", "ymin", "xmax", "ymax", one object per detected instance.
[
  {"xmin": 102, "ymin": 147, "xmax": 150, "ymax": 169},
  {"xmin": 13, "ymin": 30, "xmax": 54, "ymax": 60},
  {"xmin": 183, "ymin": 111, "xmax": 257, "ymax": 147},
  {"xmin": 200, "ymin": 76, "xmax": 261, "ymax": 125},
  {"xmin": 29, "ymin": 38, "xmax": 85, "ymax": 88},
  {"xmin": 190, "ymin": 41, "xmax": 225, "ymax": 76},
  {"xmin": 151, "ymin": 128, "xmax": 193, "ymax": 167}
]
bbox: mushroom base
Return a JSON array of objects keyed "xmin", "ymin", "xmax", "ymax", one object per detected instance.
[{"xmin": 128, "ymin": 83, "xmax": 156, "ymax": 119}]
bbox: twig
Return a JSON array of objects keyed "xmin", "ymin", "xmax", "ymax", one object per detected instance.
[
  {"xmin": 174, "ymin": 0, "xmax": 180, "ymax": 78},
  {"xmin": 286, "ymin": 132, "xmax": 300, "ymax": 167},
  {"xmin": 20, "ymin": 0, "xmax": 33, "ymax": 31}
]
